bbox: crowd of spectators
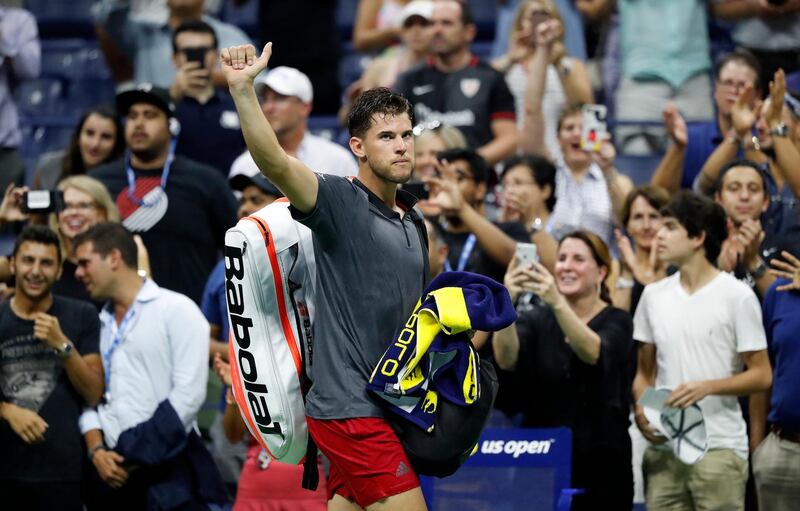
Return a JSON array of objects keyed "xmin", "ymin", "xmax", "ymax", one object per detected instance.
[{"xmin": 1, "ymin": 0, "xmax": 800, "ymax": 510}]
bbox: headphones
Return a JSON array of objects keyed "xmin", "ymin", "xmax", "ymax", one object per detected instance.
[{"xmin": 169, "ymin": 117, "xmax": 182, "ymax": 138}]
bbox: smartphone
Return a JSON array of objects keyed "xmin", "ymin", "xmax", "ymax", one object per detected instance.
[
  {"xmin": 183, "ymin": 47, "xmax": 208, "ymax": 69},
  {"xmin": 515, "ymin": 242, "xmax": 538, "ymax": 266},
  {"xmin": 403, "ymin": 182, "xmax": 429, "ymax": 200},
  {"xmin": 580, "ymin": 104, "xmax": 608, "ymax": 153},
  {"xmin": 22, "ymin": 190, "xmax": 63, "ymax": 214}
]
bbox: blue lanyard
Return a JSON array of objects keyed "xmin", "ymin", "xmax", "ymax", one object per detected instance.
[
  {"xmin": 444, "ymin": 233, "xmax": 477, "ymax": 272},
  {"xmin": 125, "ymin": 139, "xmax": 176, "ymax": 207},
  {"xmin": 102, "ymin": 306, "xmax": 137, "ymax": 394}
]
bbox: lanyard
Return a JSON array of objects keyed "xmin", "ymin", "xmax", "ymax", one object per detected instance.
[
  {"xmin": 102, "ymin": 305, "xmax": 137, "ymax": 395},
  {"xmin": 125, "ymin": 139, "xmax": 176, "ymax": 207},
  {"xmin": 444, "ymin": 233, "xmax": 476, "ymax": 272}
]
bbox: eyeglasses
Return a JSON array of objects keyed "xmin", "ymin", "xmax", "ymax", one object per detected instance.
[
  {"xmin": 717, "ymin": 79, "xmax": 750, "ymax": 91},
  {"xmin": 63, "ymin": 201, "xmax": 97, "ymax": 212}
]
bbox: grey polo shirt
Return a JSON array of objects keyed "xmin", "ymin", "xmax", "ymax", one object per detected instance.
[{"xmin": 291, "ymin": 175, "xmax": 427, "ymax": 419}]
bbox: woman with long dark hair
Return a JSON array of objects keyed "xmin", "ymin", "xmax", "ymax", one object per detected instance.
[
  {"xmin": 494, "ymin": 230, "xmax": 634, "ymax": 510},
  {"xmin": 33, "ymin": 105, "xmax": 124, "ymax": 190}
]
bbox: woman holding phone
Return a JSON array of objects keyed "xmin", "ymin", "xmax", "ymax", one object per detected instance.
[
  {"xmin": 494, "ymin": 0, "xmax": 593, "ymax": 158},
  {"xmin": 494, "ymin": 229, "xmax": 635, "ymax": 510}
]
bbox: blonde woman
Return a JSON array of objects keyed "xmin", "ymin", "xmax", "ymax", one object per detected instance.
[
  {"xmin": 494, "ymin": 0, "xmax": 592, "ymax": 158},
  {"xmin": 49, "ymin": 176, "xmax": 150, "ymax": 304}
]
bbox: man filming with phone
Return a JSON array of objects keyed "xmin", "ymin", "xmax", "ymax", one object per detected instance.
[{"xmin": 170, "ymin": 20, "xmax": 246, "ymax": 177}]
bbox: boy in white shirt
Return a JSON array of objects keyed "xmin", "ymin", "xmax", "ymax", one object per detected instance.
[{"xmin": 633, "ymin": 191, "xmax": 772, "ymax": 511}]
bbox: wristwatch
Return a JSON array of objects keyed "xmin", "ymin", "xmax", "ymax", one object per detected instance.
[
  {"xmin": 770, "ymin": 122, "xmax": 788, "ymax": 138},
  {"xmin": 55, "ymin": 340, "xmax": 74, "ymax": 360},
  {"xmin": 528, "ymin": 217, "xmax": 543, "ymax": 235}
]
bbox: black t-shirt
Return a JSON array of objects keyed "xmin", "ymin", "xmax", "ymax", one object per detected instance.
[
  {"xmin": 513, "ymin": 304, "xmax": 634, "ymax": 454},
  {"xmin": 395, "ymin": 57, "xmax": 516, "ymax": 148},
  {"xmin": 0, "ymin": 296, "xmax": 100, "ymax": 482},
  {"xmin": 175, "ymin": 92, "xmax": 246, "ymax": 178},
  {"xmin": 90, "ymin": 156, "xmax": 238, "ymax": 303}
]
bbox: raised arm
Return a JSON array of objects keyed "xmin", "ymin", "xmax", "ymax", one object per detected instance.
[
  {"xmin": 650, "ymin": 104, "xmax": 688, "ymax": 195},
  {"xmin": 765, "ymin": 69, "xmax": 800, "ymax": 198},
  {"xmin": 697, "ymin": 85, "xmax": 762, "ymax": 195},
  {"xmin": 221, "ymin": 44, "xmax": 319, "ymax": 213}
]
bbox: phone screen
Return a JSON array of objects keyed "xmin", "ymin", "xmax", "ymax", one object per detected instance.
[
  {"xmin": 580, "ymin": 104, "xmax": 608, "ymax": 153},
  {"xmin": 516, "ymin": 242, "xmax": 538, "ymax": 266},
  {"xmin": 183, "ymin": 47, "xmax": 208, "ymax": 69}
]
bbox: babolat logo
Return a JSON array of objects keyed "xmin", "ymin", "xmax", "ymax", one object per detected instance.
[
  {"xmin": 480, "ymin": 439, "xmax": 555, "ymax": 458},
  {"xmin": 225, "ymin": 244, "xmax": 284, "ymax": 439}
]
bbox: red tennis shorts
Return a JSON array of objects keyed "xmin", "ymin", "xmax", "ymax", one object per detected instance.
[{"xmin": 306, "ymin": 416, "xmax": 420, "ymax": 507}]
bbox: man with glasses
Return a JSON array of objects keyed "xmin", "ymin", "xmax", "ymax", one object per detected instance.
[
  {"xmin": 651, "ymin": 50, "xmax": 762, "ymax": 193},
  {"xmin": 428, "ymin": 147, "xmax": 526, "ymax": 286},
  {"xmin": 90, "ymin": 85, "xmax": 237, "ymax": 304},
  {"xmin": 170, "ymin": 20, "xmax": 246, "ymax": 178}
]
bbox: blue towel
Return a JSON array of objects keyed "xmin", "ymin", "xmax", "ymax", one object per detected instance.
[{"xmin": 368, "ymin": 271, "xmax": 516, "ymax": 431}]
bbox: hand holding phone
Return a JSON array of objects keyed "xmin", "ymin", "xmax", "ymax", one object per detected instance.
[
  {"xmin": 580, "ymin": 104, "xmax": 608, "ymax": 153},
  {"xmin": 183, "ymin": 47, "xmax": 210, "ymax": 69},
  {"xmin": 22, "ymin": 190, "xmax": 63, "ymax": 214},
  {"xmin": 515, "ymin": 242, "xmax": 538, "ymax": 267}
]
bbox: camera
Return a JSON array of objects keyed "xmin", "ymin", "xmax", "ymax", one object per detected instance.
[{"xmin": 21, "ymin": 190, "xmax": 64, "ymax": 214}]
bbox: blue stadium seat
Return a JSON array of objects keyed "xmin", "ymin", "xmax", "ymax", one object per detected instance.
[
  {"xmin": 218, "ymin": 0, "xmax": 259, "ymax": 42},
  {"xmin": 25, "ymin": 0, "xmax": 95, "ymax": 38},
  {"xmin": 615, "ymin": 154, "xmax": 664, "ymax": 186},
  {"xmin": 19, "ymin": 119, "xmax": 77, "ymax": 186},
  {"xmin": 471, "ymin": 41, "xmax": 493, "ymax": 61},
  {"xmin": 308, "ymin": 115, "xmax": 349, "ymax": 148},
  {"xmin": 421, "ymin": 428, "xmax": 581, "ymax": 511},
  {"xmin": 336, "ymin": 0, "xmax": 360, "ymax": 41},
  {"xmin": 65, "ymin": 78, "xmax": 117, "ymax": 113},
  {"xmin": 41, "ymin": 39, "xmax": 90, "ymax": 82},
  {"xmin": 467, "ymin": 0, "xmax": 497, "ymax": 40},
  {"xmin": 15, "ymin": 78, "xmax": 66, "ymax": 116},
  {"xmin": 339, "ymin": 44, "xmax": 372, "ymax": 91}
]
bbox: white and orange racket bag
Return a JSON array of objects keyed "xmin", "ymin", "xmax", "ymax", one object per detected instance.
[{"xmin": 223, "ymin": 199, "xmax": 316, "ymax": 471}]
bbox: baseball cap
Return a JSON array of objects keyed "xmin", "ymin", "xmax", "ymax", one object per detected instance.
[
  {"xmin": 254, "ymin": 67, "xmax": 313, "ymax": 104},
  {"xmin": 229, "ymin": 171, "xmax": 283, "ymax": 198},
  {"xmin": 398, "ymin": 0, "xmax": 434, "ymax": 27},
  {"xmin": 640, "ymin": 387, "xmax": 709, "ymax": 465},
  {"xmin": 116, "ymin": 83, "xmax": 176, "ymax": 118}
]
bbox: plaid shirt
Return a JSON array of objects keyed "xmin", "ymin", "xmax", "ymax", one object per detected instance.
[{"xmin": 550, "ymin": 159, "xmax": 614, "ymax": 245}]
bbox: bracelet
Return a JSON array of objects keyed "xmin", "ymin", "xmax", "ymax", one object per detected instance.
[{"xmin": 88, "ymin": 444, "xmax": 105, "ymax": 460}]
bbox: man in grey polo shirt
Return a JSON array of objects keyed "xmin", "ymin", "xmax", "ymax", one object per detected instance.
[{"xmin": 222, "ymin": 44, "xmax": 429, "ymax": 510}]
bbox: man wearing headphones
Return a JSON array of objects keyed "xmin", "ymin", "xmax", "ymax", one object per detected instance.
[{"xmin": 90, "ymin": 85, "xmax": 238, "ymax": 304}]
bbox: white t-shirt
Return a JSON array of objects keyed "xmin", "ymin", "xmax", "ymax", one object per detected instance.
[
  {"xmin": 229, "ymin": 132, "xmax": 358, "ymax": 180},
  {"xmin": 505, "ymin": 61, "xmax": 567, "ymax": 160},
  {"xmin": 633, "ymin": 271, "xmax": 767, "ymax": 458}
]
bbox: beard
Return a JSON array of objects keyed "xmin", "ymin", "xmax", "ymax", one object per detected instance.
[
  {"xmin": 131, "ymin": 144, "xmax": 168, "ymax": 165},
  {"xmin": 366, "ymin": 155, "xmax": 413, "ymax": 185}
]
